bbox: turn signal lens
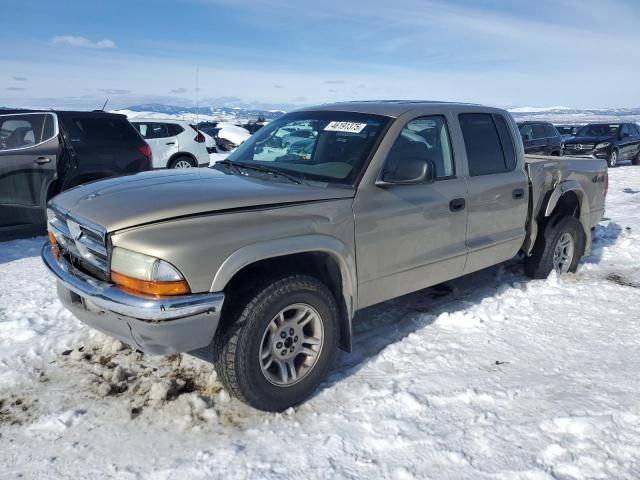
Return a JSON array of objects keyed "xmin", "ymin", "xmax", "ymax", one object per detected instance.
[
  {"xmin": 112, "ymin": 271, "xmax": 190, "ymax": 297},
  {"xmin": 48, "ymin": 230, "xmax": 60, "ymax": 260}
]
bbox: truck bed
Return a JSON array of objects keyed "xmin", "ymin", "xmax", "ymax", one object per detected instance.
[{"xmin": 523, "ymin": 155, "xmax": 607, "ymax": 255}]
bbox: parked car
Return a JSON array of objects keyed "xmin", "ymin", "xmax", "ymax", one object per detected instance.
[
  {"xmin": 130, "ymin": 119, "xmax": 209, "ymax": 168},
  {"xmin": 517, "ymin": 121, "xmax": 562, "ymax": 156},
  {"xmin": 0, "ymin": 110, "xmax": 151, "ymax": 238},
  {"xmin": 563, "ymin": 123, "xmax": 640, "ymax": 167},
  {"xmin": 196, "ymin": 122, "xmax": 251, "ymax": 152},
  {"xmin": 43, "ymin": 101, "xmax": 607, "ymax": 412},
  {"xmin": 281, "ymin": 128, "xmax": 316, "ymax": 147}
]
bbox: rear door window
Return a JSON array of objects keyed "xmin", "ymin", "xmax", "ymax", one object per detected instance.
[
  {"xmin": 459, "ymin": 113, "xmax": 510, "ymax": 176},
  {"xmin": 493, "ymin": 115, "xmax": 517, "ymax": 171},
  {"xmin": 70, "ymin": 116, "xmax": 140, "ymax": 143},
  {"xmin": 167, "ymin": 123, "xmax": 184, "ymax": 136},
  {"xmin": 134, "ymin": 122, "xmax": 170, "ymax": 139},
  {"xmin": 0, "ymin": 113, "xmax": 57, "ymax": 151}
]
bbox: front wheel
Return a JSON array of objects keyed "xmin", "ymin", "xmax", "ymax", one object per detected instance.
[
  {"xmin": 213, "ymin": 275, "xmax": 339, "ymax": 411},
  {"xmin": 607, "ymin": 149, "xmax": 618, "ymax": 168},
  {"xmin": 525, "ymin": 215, "xmax": 586, "ymax": 279}
]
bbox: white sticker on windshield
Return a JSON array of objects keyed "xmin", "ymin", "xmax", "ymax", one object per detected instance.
[{"xmin": 324, "ymin": 121, "xmax": 367, "ymax": 133}]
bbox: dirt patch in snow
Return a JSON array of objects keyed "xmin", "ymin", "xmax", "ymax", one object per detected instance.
[
  {"xmin": 606, "ymin": 272, "xmax": 640, "ymax": 288},
  {"xmin": 0, "ymin": 396, "xmax": 39, "ymax": 426},
  {"xmin": 43, "ymin": 335, "xmax": 254, "ymax": 429}
]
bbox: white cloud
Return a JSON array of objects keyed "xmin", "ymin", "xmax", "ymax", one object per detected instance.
[{"xmin": 51, "ymin": 35, "xmax": 116, "ymax": 49}]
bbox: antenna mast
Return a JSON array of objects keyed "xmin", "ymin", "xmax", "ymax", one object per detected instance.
[
  {"xmin": 195, "ymin": 66, "xmax": 199, "ymax": 127},
  {"xmin": 101, "ymin": 98, "xmax": 109, "ymax": 111}
]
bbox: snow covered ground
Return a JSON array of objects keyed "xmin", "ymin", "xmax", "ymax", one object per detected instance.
[{"xmin": 1, "ymin": 165, "xmax": 640, "ymax": 479}]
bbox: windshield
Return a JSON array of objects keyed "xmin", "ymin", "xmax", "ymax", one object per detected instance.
[
  {"xmin": 576, "ymin": 124, "xmax": 619, "ymax": 137},
  {"xmin": 225, "ymin": 111, "xmax": 391, "ymax": 185}
]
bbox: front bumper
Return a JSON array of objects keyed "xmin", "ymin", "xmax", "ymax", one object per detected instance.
[
  {"xmin": 563, "ymin": 149, "xmax": 609, "ymax": 159},
  {"xmin": 41, "ymin": 243, "xmax": 224, "ymax": 355}
]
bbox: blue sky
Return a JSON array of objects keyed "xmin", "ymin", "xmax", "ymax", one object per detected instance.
[{"xmin": 1, "ymin": 0, "xmax": 639, "ymax": 110}]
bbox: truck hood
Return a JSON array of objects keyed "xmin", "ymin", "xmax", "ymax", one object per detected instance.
[{"xmin": 51, "ymin": 168, "xmax": 354, "ymax": 232}]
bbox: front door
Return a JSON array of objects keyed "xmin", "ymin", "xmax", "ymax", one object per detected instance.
[
  {"xmin": 0, "ymin": 112, "xmax": 59, "ymax": 233},
  {"xmin": 353, "ymin": 114, "xmax": 468, "ymax": 309}
]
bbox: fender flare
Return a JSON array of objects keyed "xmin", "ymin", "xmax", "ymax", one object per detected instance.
[
  {"xmin": 210, "ymin": 234, "xmax": 358, "ymax": 349},
  {"xmin": 544, "ymin": 180, "xmax": 593, "ymax": 254}
]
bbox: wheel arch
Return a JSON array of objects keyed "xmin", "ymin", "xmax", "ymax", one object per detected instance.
[
  {"xmin": 543, "ymin": 180, "xmax": 592, "ymax": 254},
  {"xmin": 211, "ymin": 235, "xmax": 357, "ymax": 352}
]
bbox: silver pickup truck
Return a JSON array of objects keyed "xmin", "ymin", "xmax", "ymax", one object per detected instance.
[{"xmin": 42, "ymin": 101, "xmax": 607, "ymax": 411}]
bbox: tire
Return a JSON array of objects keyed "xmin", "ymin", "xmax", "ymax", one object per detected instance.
[
  {"xmin": 607, "ymin": 149, "xmax": 618, "ymax": 168},
  {"xmin": 525, "ymin": 215, "xmax": 586, "ymax": 279},
  {"xmin": 169, "ymin": 156, "xmax": 196, "ymax": 169},
  {"xmin": 213, "ymin": 275, "xmax": 339, "ymax": 412},
  {"xmin": 633, "ymin": 150, "xmax": 639, "ymax": 166}
]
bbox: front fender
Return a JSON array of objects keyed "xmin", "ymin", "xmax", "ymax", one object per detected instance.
[{"xmin": 210, "ymin": 234, "xmax": 358, "ymax": 320}]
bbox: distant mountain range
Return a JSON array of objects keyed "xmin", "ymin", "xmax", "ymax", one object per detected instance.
[
  {"xmin": 124, "ymin": 103, "xmax": 286, "ymax": 120},
  {"xmin": 122, "ymin": 103, "xmax": 640, "ymax": 124}
]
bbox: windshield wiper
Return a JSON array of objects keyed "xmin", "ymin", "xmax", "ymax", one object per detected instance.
[
  {"xmin": 215, "ymin": 159, "xmax": 241, "ymax": 174},
  {"xmin": 228, "ymin": 161, "xmax": 303, "ymax": 185}
]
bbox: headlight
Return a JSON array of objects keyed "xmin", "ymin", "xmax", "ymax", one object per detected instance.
[
  {"xmin": 110, "ymin": 247, "xmax": 190, "ymax": 297},
  {"xmin": 595, "ymin": 142, "xmax": 610, "ymax": 150}
]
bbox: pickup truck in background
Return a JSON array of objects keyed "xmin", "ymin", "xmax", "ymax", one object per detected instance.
[{"xmin": 42, "ymin": 101, "xmax": 607, "ymax": 411}]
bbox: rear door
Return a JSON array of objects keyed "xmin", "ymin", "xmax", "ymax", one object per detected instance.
[
  {"xmin": 133, "ymin": 122, "xmax": 178, "ymax": 168},
  {"xmin": 0, "ymin": 112, "xmax": 59, "ymax": 232},
  {"xmin": 459, "ymin": 113, "xmax": 528, "ymax": 274},
  {"xmin": 618, "ymin": 124, "xmax": 636, "ymax": 160},
  {"xmin": 629, "ymin": 124, "xmax": 640, "ymax": 159}
]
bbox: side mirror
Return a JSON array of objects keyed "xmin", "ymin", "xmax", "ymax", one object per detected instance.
[
  {"xmin": 377, "ymin": 157, "xmax": 435, "ymax": 186},
  {"xmin": 521, "ymin": 134, "xmax": 531, "ymax": 143}
]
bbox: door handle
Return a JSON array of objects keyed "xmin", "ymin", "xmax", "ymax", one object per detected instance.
[
  {"xmin": 449, "ymin": 198, "xmax": 466, "ymax": 212},
  {"xmin": 34, "ymin": 157, "xmax": 51, "ymax": 165},
  {"xmin": 512, "ymin": 188, "xmax": 525, "ymax": 199},
  {"xmin": 166, "ymin": 142, "xmax": 176, "ymax": 145}
]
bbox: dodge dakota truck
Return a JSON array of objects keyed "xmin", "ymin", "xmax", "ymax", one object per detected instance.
[{"xmin": 42, "ymin": 101, "xmax": 607, "ymax": 411}]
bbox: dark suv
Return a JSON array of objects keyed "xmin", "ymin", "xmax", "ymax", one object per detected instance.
[
  {"xmin": 563, "ymin": 123, "xmax": 640, "ymax": 168},
  {"xmin": 0, "ymin": 110, "xmax": 152, "ymax": 238},
  {"xmin": 517, "ymin": 121, "xmax": 562, "ymax": 156}
]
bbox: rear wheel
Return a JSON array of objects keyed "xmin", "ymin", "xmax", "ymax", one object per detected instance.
[
  {"xmin": 607, "ymin": 149, "xmax": 618, "ymax": 168},
  {"xmin": 213, "ymin": 275, "xmax": 339, "ymax": 411},
  {"xmin": 633, "ymin": 150, "xmax": 639, "ymax": 166},
  {"xmin": 525, "ymin": 215, "xmax": 586, "ymax": 279},
  {"xmin": 169, "ymin": 156, "xmax": 196, "ymax": 169}
]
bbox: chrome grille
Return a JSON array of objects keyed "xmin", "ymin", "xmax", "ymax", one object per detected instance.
[
  {"xmin": 564, "ymin": 143, "xmax": 594, "ymax": 151},
  {"xmin": 48, "ymin": 208, "xmax": 109, "ymax": 280}
]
